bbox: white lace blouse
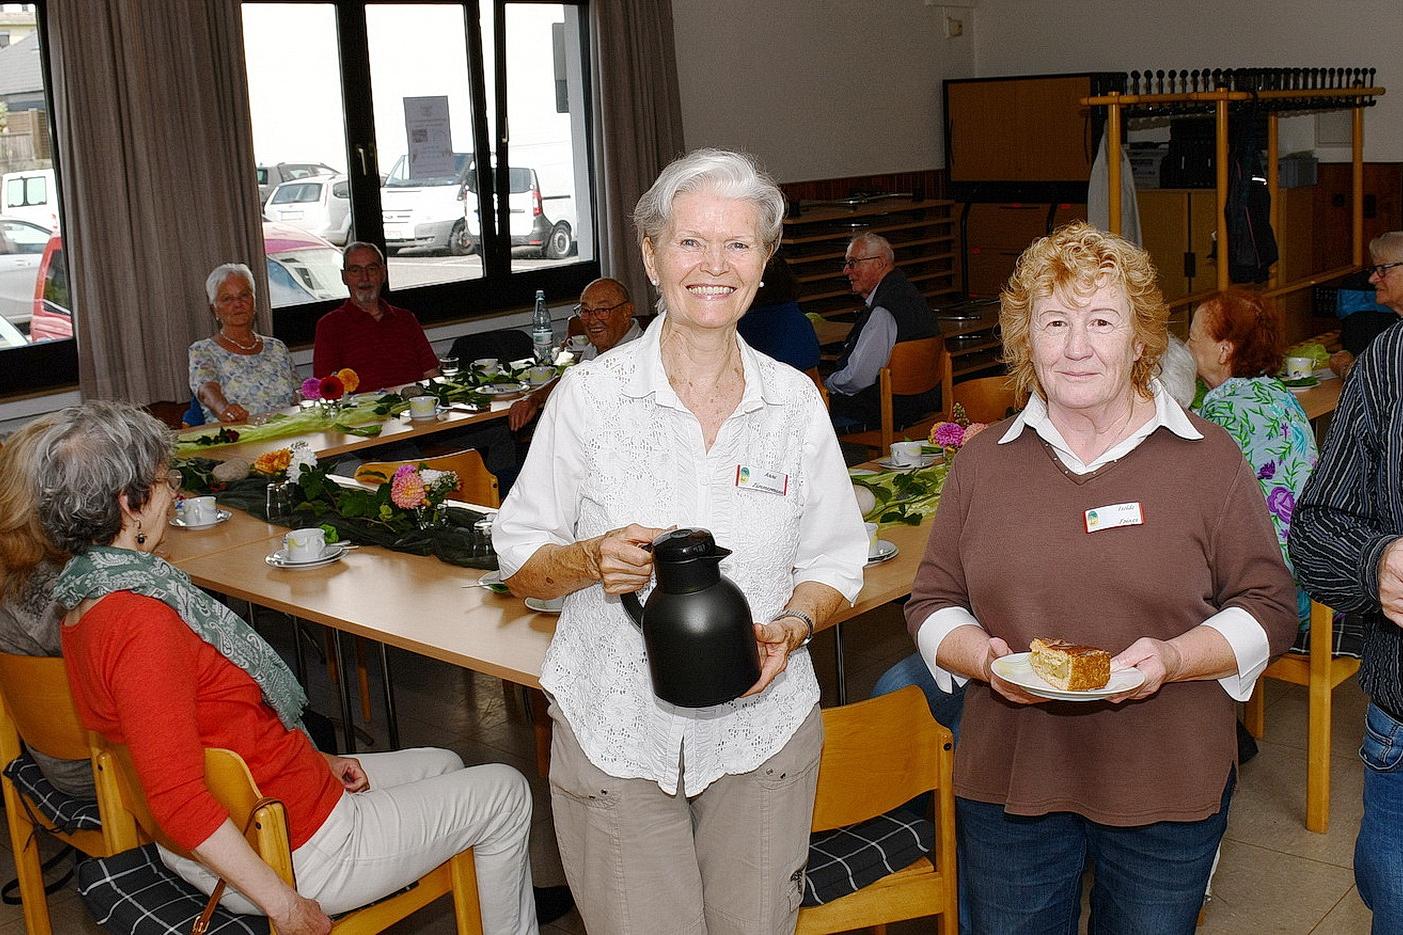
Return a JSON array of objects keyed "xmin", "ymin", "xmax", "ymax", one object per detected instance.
[{"xmin": 494, "ymin": 317, "xmax": 867, "ymax": 795}]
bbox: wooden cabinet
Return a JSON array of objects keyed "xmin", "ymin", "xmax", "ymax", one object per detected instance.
[
  {"xmin": 781, "ymin": 197, "xmax": 960, "ymax": 320},
  {"xmin": 963, "ymin": 202, "xmax": 1087, "ymax": 297}
]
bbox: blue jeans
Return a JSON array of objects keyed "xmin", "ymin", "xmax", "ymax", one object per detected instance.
[
  {"xmin": 957, "ymin": 772, "xmax": 1233, "ymax": 935},
  {"xmin": 1356, "ymin": 702, "xmax": 1403, "ymax": 933},
  {"xmin": 871, "ymin": 651, "xmax": 967, "ymax": 743}
]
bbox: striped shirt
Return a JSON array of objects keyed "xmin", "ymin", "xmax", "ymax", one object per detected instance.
[{"xmin": 1288, "ymin": 319, "xmax": 1403, "ymax": 719}]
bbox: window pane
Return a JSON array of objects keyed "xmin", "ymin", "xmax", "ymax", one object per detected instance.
[
  {"xmin": 0, "ymin": 15, "xmax": 71, "ymax": 353},
  {"xmin": 242, "ymin": 3, "xmax": 352, "ymax": 307},
  {"xmin": 504, "ymin": 4, "xmax": 593, "ymax": 271},
  {"xmin": 367, "ymin": 3, "xmax": 484, "ymax": 290}
]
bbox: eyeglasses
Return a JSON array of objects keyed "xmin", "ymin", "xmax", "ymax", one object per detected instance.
[
  {"xmin": 842, "ymin": 255, "xmax": 882, "ymax": 271},
  {"xmin": 1368, "ymin": 261, "xmax": 1403, "ymax": 279},
  {"xmin": 214, "ymin": 290, "xmax": 254, "ymax": 306},
  {"xmin": 163, "ymin": 469, "xmax": 183, "ymax": 493},
  {"xmin": 344, "ymin": 263, "xmax": 384, "ymax": 276},
  {"xmin": 572, "ymin": 300, "xmax": 629, "ymax": 319}
]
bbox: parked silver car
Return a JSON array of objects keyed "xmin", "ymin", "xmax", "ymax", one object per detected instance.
[{"xmin": 264, "ymin": 174, "xmax": 352, "ymax": 246}]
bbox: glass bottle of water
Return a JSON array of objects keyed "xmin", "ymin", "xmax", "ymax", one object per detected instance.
[{"xmin": 531, "ymin": 290, "xmax": 553, "ymax": 362}]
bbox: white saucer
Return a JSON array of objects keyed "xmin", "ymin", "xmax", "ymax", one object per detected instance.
[
  {"xmin": 875, "ymin": 453, "xmax": 939, "ymax": 470},
  {"xmin": 170, "ymin": 509, "xmax": 232, "ymax": 529},
  {"xmin": 865, "ymin": 540, "xmax": 899, "ymax": 565},
  {"xmin": 265, "ymin": 543, "xmax": 348, "ymax": 569},
  {"xmin": 477, "ymin": 570, "xmax": 510, "ymax": 594},
  {"xmin": 476, "ymin": 382, "xmax": 530, "ymax": 397},
  {"xmin": 525, "ymin": 596, "xmax": 565, "ymax": 614}
]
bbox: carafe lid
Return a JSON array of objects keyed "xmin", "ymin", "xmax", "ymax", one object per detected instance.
[{"xmin": 651, "ymin": 528, "xmax": 728, "ymax": 562}]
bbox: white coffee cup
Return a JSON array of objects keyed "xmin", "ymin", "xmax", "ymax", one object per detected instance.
[
  {"xmin": 408, "ymin": 395, "xmax": 438, "ymax": 419},
  {"xmin": 1284, "ymin": 356, "xmax": 1314, "ymax": 380},
  {"xmin": 283, "ymin": 527, "xmax": 326, "ymax": 563},
  {"xmin": 891, "ymin": 440, "xmax": 924, "ymax": 466},
  {"xmin": 473, "ymin": 358, "xmax": 500, "ymax": 376},
  {"xmin": 183, "ymin": 495, "xmax": 217, "ymax": 525},
  {"xmin": 864, "ymin": 521, "xmax": 881, "ymax": 559}
]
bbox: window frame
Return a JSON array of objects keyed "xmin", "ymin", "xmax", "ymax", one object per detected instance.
[
  {"xmin": 0, "ymin": 0, "xmax": 78, "ymax": 397},
  {"xmin": 256, "ymin": 0, "xmax": 600, "ymax": 349}
]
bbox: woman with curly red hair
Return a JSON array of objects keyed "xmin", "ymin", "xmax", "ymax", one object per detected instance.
[{"xmin": 1186, "ymin": 290, "xmax": 1318, "ymax": 625}]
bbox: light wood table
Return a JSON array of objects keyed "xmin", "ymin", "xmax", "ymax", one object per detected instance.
[
  {"xmin": 159, "ymin": 509, "xmax": 284, "ymax": 565},
  {"xmin": 1294, "ymin": 375, "xmax": 1343, "ymax": 422},
  {"xmin": 177, "ymin": 399, "xmax": 515, "ymax": 464}
]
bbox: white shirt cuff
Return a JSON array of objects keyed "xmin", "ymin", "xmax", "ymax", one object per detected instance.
[
  {"xmin": 914, "ymin": 606, "xmax": 983, "ymax": 692},
  {"xmin": 1201, "ymin": 606, "xmax": 1271, "ymax": 702}
]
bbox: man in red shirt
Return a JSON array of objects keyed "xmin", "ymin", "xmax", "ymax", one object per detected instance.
[{"xmin": 313, "ymin": 242, "xmax": 440, "ymax": 389}]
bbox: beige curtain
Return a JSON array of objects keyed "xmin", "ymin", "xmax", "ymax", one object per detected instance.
[
  {"xmin": 590, "ymin": 0, "xmax": 686, "ymax": 310},
  {"xmin": 47, "ymin": 0, "xmax": 267, "ymax": 403}
]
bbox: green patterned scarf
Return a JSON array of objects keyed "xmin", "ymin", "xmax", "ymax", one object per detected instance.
[{"xmin": 53, "ymin": 547, "xmax": 307, "ymax": 731}]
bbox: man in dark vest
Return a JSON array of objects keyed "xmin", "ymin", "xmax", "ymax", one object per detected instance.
[{"xmin": 826, "ymin": 233, "xmax": 941, "ymax": 430}]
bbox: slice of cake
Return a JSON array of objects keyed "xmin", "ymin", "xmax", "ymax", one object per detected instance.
[{"xmin": 1029, "ymin": 637, "xmax": 1111, "ymax": 691}]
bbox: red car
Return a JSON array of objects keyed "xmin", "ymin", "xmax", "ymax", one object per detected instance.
[{"xmin": 27, "ymin": 233, "xmax": 70, "ymax": 342}]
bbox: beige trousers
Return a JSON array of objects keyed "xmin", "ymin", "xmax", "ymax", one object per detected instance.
[{"xmin": 548, "ymin": 703, "xmax": 823, "ymax": 935}]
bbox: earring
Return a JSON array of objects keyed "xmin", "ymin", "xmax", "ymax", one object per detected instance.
[
  {"xmin": 136, "ymin": 520, "xmax": 146, "ymax": 546},
  {"xmin": 759, "ymin": 280, "xmax": 765, "ymax": 288}
]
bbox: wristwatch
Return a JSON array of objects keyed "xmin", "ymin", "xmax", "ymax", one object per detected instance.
[{"xmin": 771, "ymin": 609, "xmax": 814, "ymax": 650}]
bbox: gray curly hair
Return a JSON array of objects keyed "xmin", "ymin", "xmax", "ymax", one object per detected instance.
[{"xmin": 35, "ymin": 402, "xmax": 172, "ymax": 554}]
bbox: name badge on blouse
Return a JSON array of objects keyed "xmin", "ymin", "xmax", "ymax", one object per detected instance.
[
  {"xmin": 735, "ymin": 465, "xmax": 789, "ymax": 495},
  {"xmin": 1084, "ymin": 501, "xmax": 1143, "ymax": 533}
]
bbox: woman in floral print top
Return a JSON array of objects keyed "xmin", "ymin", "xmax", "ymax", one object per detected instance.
[{"xmin": 1187, "ymin": 291, "xmax": 1319, "ymax": 623}]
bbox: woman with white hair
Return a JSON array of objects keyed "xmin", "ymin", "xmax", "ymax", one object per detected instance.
[
  {"xmin": 189, "ymin": 263, "xmax": 298, "ymax": 424},
  {"xmin": 494, "ymin": 149, "xmax": 867, "ymax": 933}
]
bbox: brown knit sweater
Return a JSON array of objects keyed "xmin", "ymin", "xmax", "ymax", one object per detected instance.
[{"xmin": 906, "ymin": 415, "xmax": 1299, "ymax": 825}]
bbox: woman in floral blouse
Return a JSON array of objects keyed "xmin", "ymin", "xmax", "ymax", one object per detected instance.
[{"xmin": 1187, "ymin": 290, "xmax": 1318, "ymax": 624}]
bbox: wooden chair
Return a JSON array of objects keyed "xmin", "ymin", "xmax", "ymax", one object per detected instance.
[
  {"xmin": 796, "ymin": 686, "xmax": 957, "ymax": 935},
  {"xmin": 95, "ymin": 741, "xmax": 485, "ymax": 934},
  {"xmin": 839, "ymin": 338, "xmax": 953, "ymax": 454},
  {"xmin": 952, "ymin": 373, "xmax": 1019, "ymax": 424},
  {"xmin": 0, "ymin": 653, "xmax": 118, "ymax": 935},
  {"xmin": 804, "ymin": 367, "xmax": 830, "ymax": 410},
  {"xmin": 1242, "ymin": 600, "xmax": 1360, "ymax": 833},
  {"xmin": 356, "ymin": 447, "xmax": 500, "ymax": 509}
]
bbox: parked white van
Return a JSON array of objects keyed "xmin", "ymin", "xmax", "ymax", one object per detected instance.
[
  {"xmin": 1, "ymin": 168, "xmax": 59, "ymax": 232},
  {"xmin": 380, "ymin": 153, "xmax": 475, "ymax": 255}
]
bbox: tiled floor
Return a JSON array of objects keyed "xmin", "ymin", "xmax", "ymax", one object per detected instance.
[{"xmin": 0, "ymin": 603, "xmax": 1375, "ymax": 933}]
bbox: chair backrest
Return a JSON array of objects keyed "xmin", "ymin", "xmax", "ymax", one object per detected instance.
[
  {"xmin": 98, "ymin": 741, "xmax": 292, "ymax": 879},
  {"xmin": 804, "ymin": 367, "xmax": 830, "ymax": 410},
  {"xmin": 356, "ymin": 447, "xmax": 500, "ymax": 507},
  {"xmin": 449, "ymin": 328, "xmax": 534, "ymax": 366},
  {"xmin": 811, "ymin": 685, "xmax": 953, "ymax": 832},
  {"xmin": 887, "ymin": 337, "xmax": 945, "ymax": 397},
  {"xmin": 953, "ymin": 374, "xmax": 1019, "ymax": 424},
  {"xmin": 0, "ymin": 653, "xmax": 93, "ymax": 763}
]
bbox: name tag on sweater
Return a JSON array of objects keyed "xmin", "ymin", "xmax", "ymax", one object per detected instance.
[
  {"xmin": 735, "ymin": 465, "xmax": 789, "ymax": 495},
  {"xmin": 1084, "ymin": 501, "xmax": 1143, "ymax": 533}
]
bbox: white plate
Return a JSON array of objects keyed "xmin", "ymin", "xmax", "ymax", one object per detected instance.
[
  {"xmin": 476, "ymin": 382, "xmax": 530, "ymax": 397},
  {"xmin": 477, "ymin": 570, "xmax": 510, "ymax": 594},
  {"xmin": 264, "ymin": 543, "xmax": 348, "ymax": 569},
  {"xmin": 865, "ymin": 539, "xmax": 899, "ymax": 565},
  {"xmin": 525, "ymin": 596, "xmax": 565, "ymax": 614},
  {"xmin": 170, "ymin": 508, "xmax": 232, "ymax": 529},
  {"xmin": 1285, "ymin": 379, "xmax": 1320, "ymax": 393},
  {"xmin": 849, "ymin": 468, "xmax": 879, "ymax": 477},
  {"xmin": 875, "ymin": 453, "xmax": 940, "ymax": 470},
  {"xmin": 990, "ymin": 651, "xmax": 1144, "ymax": 701}
]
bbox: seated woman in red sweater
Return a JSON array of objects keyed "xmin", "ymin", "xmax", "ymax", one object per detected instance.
[{"xmin": 34, "ymin": 401, "xmax": 539, "ymax": 935}]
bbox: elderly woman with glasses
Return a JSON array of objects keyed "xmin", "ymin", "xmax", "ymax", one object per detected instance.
[
  {"xmin": 905, "ymin": 223, "xmax": 1299, "ymax": 933},
  {"xmin": 1327, "ymin": 231, "xmax": 1403, "ymax": 378},
  {"xmin": 494, "ymin": 149, "xmax": 867, "ymax": 933},
  {"xmin": 37, "ymin": 402, "xmax": 539, "ymax": 935},
  {"xmin": 189, "ymin": 263, "xmax": 299, "ymax": 424}
]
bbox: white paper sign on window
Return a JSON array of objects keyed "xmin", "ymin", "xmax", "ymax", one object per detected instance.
[{"xmin": 403, "ymin": 96, "xmax": 455, "ymax": 179}]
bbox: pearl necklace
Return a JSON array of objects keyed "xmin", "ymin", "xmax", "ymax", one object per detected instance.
[{"xmin": 219, "ymin": 330, "xmax": 261, "ymax": 352}]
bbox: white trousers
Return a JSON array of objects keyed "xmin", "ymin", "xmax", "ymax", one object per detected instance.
[{"xmin": 160, "ymin": 747, "xmax": 538, "ymax": 934}]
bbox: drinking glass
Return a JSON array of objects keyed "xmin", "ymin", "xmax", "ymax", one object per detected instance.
[
  {"xmin": 438, "ymin": 355, "xmax": 461, "ymax": 377},
  {"xmin": 265, "ymin": 482, "xmax": 293, "ymax": 524},
  {"xmin": 473, "ymin": 517, "xmax": 496, "ymax": 562}
]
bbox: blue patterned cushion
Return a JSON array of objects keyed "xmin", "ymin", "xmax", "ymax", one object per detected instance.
[
  {"xmin": 3, "ymin": 752, "xmax": 101, "ymax": 833},
  {"xmin": 802, "ymin": 806, "xmax": 934, "ymax": 906},
  {"xmin": 77, "ymin": 844, "xmax": 270, "ymax": 935}
]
